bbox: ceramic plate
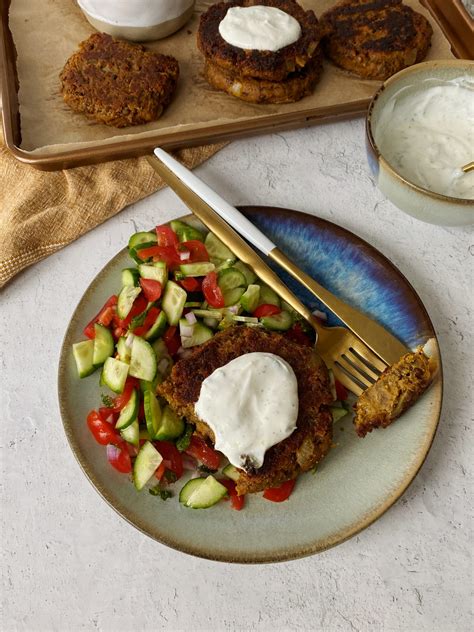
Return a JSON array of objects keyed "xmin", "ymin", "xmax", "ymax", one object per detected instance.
[{"xmin": 58, "ymin": 207, "xmax": 442, "ymax": 563}]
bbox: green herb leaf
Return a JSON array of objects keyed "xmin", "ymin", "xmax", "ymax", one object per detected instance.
[
  {"xmin": 101, "ymin": 393, "xmax": 114, "ymax": 407},
  {"xmin": 176, "ymin": 424, "xmax": 193, "ymax": 452},
  {"xmin": 149, "ymin": 485, "xmax": 173, "ymax": 500},
  {"xmin": 164, "ymin": 470, "xmax": 177, "ymax": 484},
  {"xmin": 130, "ymin": 311, "xmax": 147, "ymax": 330},
  {"xmin": 198, "ymin": 464, "xmax": 217, "ymax": 474}
]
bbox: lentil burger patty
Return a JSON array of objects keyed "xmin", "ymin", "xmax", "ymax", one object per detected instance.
[
  {"xmin": 158, "ymin": 326, "xmax": 334, "ymax": 495},
  {"xmin": 198, "ymin": 0, "xmax": 322, "ymax": 82},
  {"xmin": 203, "ymin": 45, "xmax": 323, "ymax": 104},
  {"xmin": 60, "ymin": 33, "xmax": 179, "ymax": 127},
  {"xmin": 320, "ymin": 0, "xmax": 433, "ymax": 80}
]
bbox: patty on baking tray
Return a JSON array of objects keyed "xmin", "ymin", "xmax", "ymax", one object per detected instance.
[
  {"xmin": 197, "ymin": 0, "xmax": 322, "ymax": 82},
  {"xmin": 320, "ymin": 0, "xmax": 433, "ymax": 80},
  {"xmin": 158, "ymin": 326, "xmax": 334, "ymax": 495},
  {"xmin": 203, "ymin": 44, "xmax": 323, "ymax": 104},
  {"xmin": 60, "ymin": 33, "xmax": 179, "ymax": 127}
]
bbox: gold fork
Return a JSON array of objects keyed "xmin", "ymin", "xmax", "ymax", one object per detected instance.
[{"xmin": 147, "ymin": 152, "xmax": 409, "ymax": 396}]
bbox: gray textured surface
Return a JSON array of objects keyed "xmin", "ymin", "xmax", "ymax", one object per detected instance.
[{"xmin": 1, "ymin": 118, "xmax": 473, "ymax": 632}]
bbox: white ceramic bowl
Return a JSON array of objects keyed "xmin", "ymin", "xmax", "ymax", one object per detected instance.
[
  {"xmin": 366, "ymin": 60, "xmax": 474, "ymax": 227},
  {"xmin": 77, "ymin": 0, "xmax": 195, "ymax": 42}
]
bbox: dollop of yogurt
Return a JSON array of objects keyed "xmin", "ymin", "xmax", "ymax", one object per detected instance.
[
  {"xmin": 78, "ymin": 0, "xmax": 193, "ymax": 27},
  {"xmin": 195, "ymin": 352, "xmax": 299, "ymax": 470},
  {"xmin": 218, "ymin": 6, "xmax": 302, "ymax": 52},
  {"xmin": 374, "ymin": 76, "xmax": 474, "ymax": 200}
]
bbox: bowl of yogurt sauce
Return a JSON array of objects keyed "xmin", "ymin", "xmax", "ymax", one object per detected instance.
[
  {"xmin": 77, "ymin": 0, "xmax": 195, "ymax": 42},
  {"xmin": 366, "ymin": 60, "xmax": 474, "ymax": 226}
]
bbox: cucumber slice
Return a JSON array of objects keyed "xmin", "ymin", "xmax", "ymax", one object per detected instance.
[
  {"xmin": 117, "ymin": 285, "xmax": 142, "ymax": 319},
  {"xmin": 232, "ymin": 315, "xmax": 259, "ymax": 324},
  {"xmin": 260, "ymin": 310, "xmax": 293, "ymax": 331},
  {"xmin": 128, "ymin": 231, "xmax": 157, "ymax": 251},
  {"xmin": 331, "ymin": 406, "xmax": 350, "ymax": 423},
  {"xmin": 184, "ymin": 302, "xmax": 202, "ymax": 308},
  {"xmin": 116, "ymin": 336, "xmax": 131, "ymax": 363},
  {"xmin": 72, "ymin": 340, "xmax": 95, "ymax": 378},
  {"xmin": 179, "ymin": 476, "xmax": 228, "ymax": 509},
  {"xmin": 138, "ymin": 262, "xmax": 168, "ymax": 286},
  {"xmin": 170, "ymin": 220, "xmax": 205, "ymax": 243},
  {"xmin": 180, "ymin": 321, "xmax": 213, "ymax": 348},
  {"xmin": 222, "ymin": 464, "xmax": 241, "ymax": 482},
  {"xmin": 180, "ymin": 262, "xmax": 215, "ymax": 277},
  {"xmin": 191, "ymin": 309, "xmax": 223, "ymax": 320},
  {"xmin": 144, "ymin": 390, "xmax": 162, "ymax": 439},
  {"xmin": 92, "ymin": 324, "xmax": 114, "ymax": 367},
  {"xmin": 120, "ymin": 418, "xmax": 139, "ymax": 447},
  {"xmin": 133, "ymin": 441, "xmax": 163, "ymax": 491},
  {"xmin": 116, "ymin": 388, "xmax": 139, "ymax": 430},
  {"xmin": 215, "ymin": 259, "xmax": 236, "ymax": 272},
  {"xmin": 102, "ymin": 357, "xmax": 129, "ymax": 393},
  {"xmin": 223, "ymin": 287, "xmax": 245, "ymax": 307},
  {"xmin": 203, "ymin": 317, "xmax": 220, "ymax": 329},
  {"xmin": 155, "ymin": 405, "xmax": 185, "ymax": 441},
  {"xmin": 257, "ymin": 283, "xmax": 281, "ymax": 307},
  {"xmin": 234, "ymin": 260, "xmax": 257, "ymax": 286},
  {"xmin": 121, "ymin": 268, "xmax": 140, "ymax": 287},
  {"xmin": 240, "ymin": 284, "xmax": 260, "ymax": 313},
  {"xmin": 129, "ymin": 336, "xmax": 157, "ymax": 381},
  {"xmin": 144, "ymin": 310, "xmax": 167, "ymax": 342},
  {"xmin": 151, "ymin": 338, "xmax": 170, "ymax": 361},
  {"xmin": 162, "ymin": 281, "xmax": 187, "ymax": 326},
  {"xmin": 140, "ymin": 372, "xmax": 163, "ymax": 393},
  {"xmin": 217, "ymin": 267, "xmax": 246, "ymax": 292},
  {"xmin": 204, "ymin": 232, "xmax": 235, "ymax": 263}
]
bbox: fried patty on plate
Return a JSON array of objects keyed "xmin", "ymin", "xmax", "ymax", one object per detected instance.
[
  {"xmin": 203, "ymin": 45, "xmax": 323, "ymax": 104},
  {"xmin": 198, "ymin": 0, "xmax": 322, "ymax": 82},
  {"xmin": 320, "ymin": 0, "xmax": 432, "ymax": 80},
  {"xmin": 158, "ymin": 326, "xmax": 334, "ymax": 495},
  {"xmin": 60, "ymin": 33, "xmax": 179, "ymax": 127}
]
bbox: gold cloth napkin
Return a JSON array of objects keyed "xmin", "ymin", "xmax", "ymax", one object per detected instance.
[{"xmin": 0, "ymin": 134, "xmax": 225, "ymax": 288}]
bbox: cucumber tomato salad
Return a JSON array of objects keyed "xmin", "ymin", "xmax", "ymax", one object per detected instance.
[{"xmin": 72, "ymin": 220, "xmax": 350, "ymax": 510}]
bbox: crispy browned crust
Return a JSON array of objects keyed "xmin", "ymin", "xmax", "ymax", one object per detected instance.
[
  {"xmin": 60, "ymin": 33, "xmax": 179, "ymax": 127},
  {"xmin": 203, "ymin": 45, "xmax": 323, "ymax": 104},
  {"xmin": 353, "ymin": 348, "xmax": 437, "ymax": 437},
  {"xmin": 198, "ymin": 0, "xmax": 322, "ymax": 82},
  {"xmin": 320, "ymin": 0, "xmax": 433, "ymax": 80},
  {"xmin": 158, "ymin": 326, "xmax": 334, "ymax": 494}
]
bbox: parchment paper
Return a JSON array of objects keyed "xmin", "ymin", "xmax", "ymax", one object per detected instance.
[{"xmin": 9, "ymin": 0, "xmax": 454, "ymax": 154}]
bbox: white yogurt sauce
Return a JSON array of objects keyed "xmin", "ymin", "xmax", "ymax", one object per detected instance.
[
  {"xmin": 218, "ymin": 6, "xmax": 301, "ymax": 52},
  {"xmin": 195, "ymin": 352, "xmax": 298, "ymax": 470},
  {"xmin": 78, "ymin": 0, "xmax": 193, "ymax": 27},
  {"xmin": 374, "ymin": 76, "xmax": 474, "ymax": 200}
]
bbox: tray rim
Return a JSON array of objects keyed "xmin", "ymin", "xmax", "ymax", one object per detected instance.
[{"xmin": 1, "ymin": 0, "xmax": 471, "ymax": 171}]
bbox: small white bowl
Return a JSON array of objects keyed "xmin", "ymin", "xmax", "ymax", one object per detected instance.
[
  {"xmin": 366, "ymin": 60, "xmax": 474, "ymax": 227},
  {"xmin": 77, "ymin": 0, "xmax": 195, "ymax": 42}
]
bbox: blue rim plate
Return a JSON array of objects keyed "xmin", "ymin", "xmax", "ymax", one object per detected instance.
[{"xmin": 58, "ymin": 207, "xmax": 442, "ymax": 563}]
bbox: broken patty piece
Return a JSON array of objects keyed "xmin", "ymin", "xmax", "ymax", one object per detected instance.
[
  {"xmin": 203, "ymin": 45, "xmax": 323, "ymax": 104},
  {"xmin": 60, "ymin": 33, "xmax": 179, "ymax": 127},
  {"xmin": 353, "ymin": 346, "xmax": 438, "ymax": 437},
  {"xmin": 158, "ymin": 326, "xmax": 334, "ymax": 495},
  {"xmin": 320, "ymin": 0, "xmax": 433, "ymax": 81},
  {"xmin": 198, "ymin": 0, "xmax": 322, "ymax": 82}
]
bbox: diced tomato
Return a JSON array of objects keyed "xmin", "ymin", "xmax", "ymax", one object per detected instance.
[
  {"xmin": 185, "ymin": 436, "xmax": 221, "ymax": 471},
  {"xmin": 139, "ymin": 278, "xmax": 162, "ymax": 302},
  {"xmin": 219, "ymin": 479, "xmax": 245, "ymax": 510},
  {"xmin": 87, "ymin": 410, "xmax": 119, "ymax": 445},
  {"xmin": 163, "ymin": 325, "xmax": 181, "ymax": 356},
  {"xmin": 106, "ymin": 441, "xmax": 132, "ymax": 473},
  {"xmin": 132, "ymin": 306, "xmax": 161, "ymax": 336},
  {"xmin": 154, "ymin": 441, "xmax": 184, "ymax": 479},
  {"xmin": 137, "ymin": 245, "xmax": 181, "ymax": 269},
  {"xmin": 179, "ymin": 277, "xmax": 202, "ymax": 292},
  {"xmin": 156, "ymin": 224, "xmax": 179, "ymax": 248},
  {"xmin": 83, "ymin": 295, "xmax": 118, "ymax": 339},
  {"xmin": 335, "ymin": 379, "xmax": 349, "ymax": 402},
  {"xmin": 112, "ymin": 378, "xmax": 139, "ymax": 412},
  {"xmin": 263, "ymin": 479, "xmax": 296, "ymax": 502},
  {"xmin": 114, "ymin": 294, "xmax": 148, "ymax": 329},
  {"xmin": 202, "ymin": 271, "xmax": 225, "ymax": 308},
  {"xmin": 98, "ymin": 406, "xmax": 118, "ymax": 425},
  {"xmin": 285, "ymin": 322, "xmax": 313, "ymax": 347},
  {"xmin": 155, "ymin": 461, "xmax": 166, "ymax": 481},
  {"xmin": 253, "ymin": 304, "xmax": 281, "ymax": 318},
  {"xmin": 180, "ymin": 240, "xmax": 209, "ymax": 263}
]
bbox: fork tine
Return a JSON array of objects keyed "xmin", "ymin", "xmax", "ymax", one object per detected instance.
[
  {"xmin": 349, "ymin": 340, "xmax": 389, "ymax": 373},
  {"xmin": 343, "ymin": 350, "xmax": 381, "ymax": 382},
  {"xmin": 331, "ymin": 364, "xmax": 365, "ymax": 397},
  {"xmin": 336, "ymin": 357, "xmax": 374, "ymax": 390}
]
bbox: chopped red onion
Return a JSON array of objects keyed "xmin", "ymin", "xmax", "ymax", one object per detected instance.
[
  {"xmin": 226, "ymin": 305, "xmax": 239, "ymax": 314},
  {"xmin": 106, "ymin": 444, "xmax": 121, "ymax": 461},
  {"xmin": 158, "ymin": 358, "xmax": 171, "ymax": 375},
  {"xmin": 180, "ymin": 323, "xmax": 194, "ymax": 338},
  {"xmin": 179, "ymin": 250, "xmax": 191, "ymax": 261},
  {"xmin": 185, "ymin": 311, "xmax": 197, "ymax": 325},
  {"xmin": 125, "ymin": 333, "xmax": 135, "ymax": 348}
]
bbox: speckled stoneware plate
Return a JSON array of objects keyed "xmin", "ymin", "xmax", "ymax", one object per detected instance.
[{"xmin": 58, "ymin": 207, "xmax": 442, "ymax": 563}]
